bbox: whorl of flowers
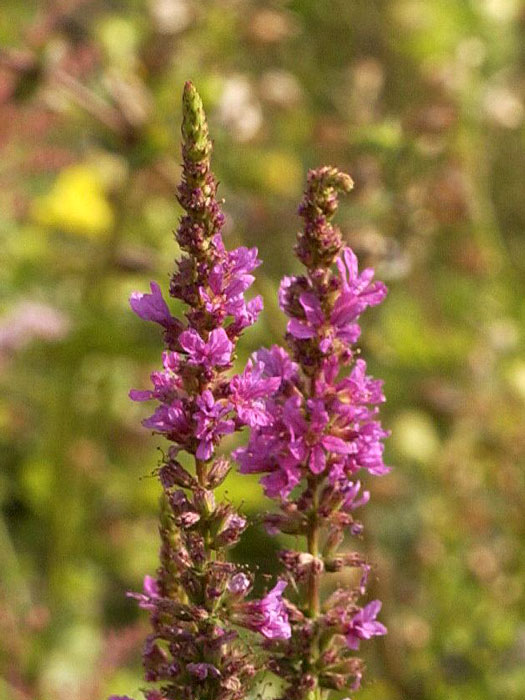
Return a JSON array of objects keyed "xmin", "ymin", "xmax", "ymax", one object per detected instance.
[
  {"xmin": 123, "ymin": 82, "xmax": 290, "ymax": 700},
  {"xmin": 234, "ymin": 167, "xmax": 389, "ymax": 699}
]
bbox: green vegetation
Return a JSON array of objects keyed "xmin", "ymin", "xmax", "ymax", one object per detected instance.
[{"xmin": 0, "ymin": 1, "xmax": 524, "ymax": 699}]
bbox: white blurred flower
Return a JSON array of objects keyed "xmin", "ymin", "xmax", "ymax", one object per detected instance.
[
  {"xmin": 217, "ymin": 76, "xmax": 263, "ymax": 142},
  {"xmin": 0, "ymin": 301, "xmax": 70, "ymax": 357},
  {"xmin": 259, "ymin": 70, "xmax": 303, "ymax": 108},
  {"xmin": 483, "ymin": 85, "xmax": 524, "ymax": 129},
  {"xmin": 481, "ymin": 0, "xmax": 520, "ymax": 22},
  {"xmin": 456, "ymin": 37, "xmax": 486, "ymax": 69},
  {"xmin": 149, "ymin": 0, "xmax": 193, "ymax": 33},
  {"xmin": 247, "ymin": 9, "xmax": 299, "ymax": 43}
]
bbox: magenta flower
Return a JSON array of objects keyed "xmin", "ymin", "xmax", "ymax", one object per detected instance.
[
  {"xmin": 135, "ymin": 575, "xmax": 160, "ymax": 611},
  {"xmin": 337, "ymin": 479, "xmax": 370, "ymax": 512},
  {"xmin": 283, "ymin": 396, "xmax": 355, "ymax": 475},
  {"xmin": 283, "ymin": 247, "xmax": 387, "ymax": 354},
  {"xmin": 143, "ymin": 575, "xmax": 159, "ymax": 597},
  {"xmin": 126, "ymin": 574, "xmax": 162, "ymax": 613},
  {"xmin": 129, "ymin": 351, "xmax": 181, "ymax": 403},
  {"xmin": 130, "ymin": 281, "xmax": 174, "ymax": 327},
  {"xmin": 120, "ymin": 89, "xmax": 391, "ymax": 700},
  {"xmin": 194, "ymin": 390, "xmax": 235, "ymax": 460},
  {"xmin": 330, "ymin": 359, "xmax": 385, "ymax": 409},
  {"xmin": 343, "ymin": 600, "xmax": 387, "ymax": 650},
  {"xmin": 285, "ymin": 290, "xmax": 323, "ymax": 340},
  {"xmin": 142, "ymin": 399, "xmax": 192, "ymax": 440},
  {"xmin": 235, "ymin": 349, "xmax": 390, "ymax": 500},
  {"xmin": 204, "ymin": 257, "xmax": 254, "ymax": 304},
  {"xmin": 179, "ymin": 327, "xmax": 233, "ymax": 368},
  {"xmin": 230, "ymin": 360, "xmax": 281, "ymax": 427},
  {"xmin": 260, "ymin": 457, "xmax": 302, "ymax": 501},
  {"xmin": 286, "ymin": 289, "xmax": 361, "ymax": 353},
  {"xmin": 197, "ymin": 242, "xmax": 262, "ymax": 330},
  {"xmin": 228, "ymin": 245, "xmax": 261, "ymax": 277},
  {"xmin": 235, "ymin": 294, "xmax": 264, "ymax": 330},
  {"xmin": 336, "ymin": 247, "xmax": 387, "ymax": 308},
  {"xmin": 344, "ymin": 420, "xmax": 390, "ymax": 476},
  {"xmin": 255, "ymin": 581, "xmax": 292, "ymax": 640},
  {"xmin": 234, "ymin": 580, "xmax": 291, "ymax": 640},
  {"xmin": 252, "ymin": 345, "xmax": 299, "ymax": 383}
]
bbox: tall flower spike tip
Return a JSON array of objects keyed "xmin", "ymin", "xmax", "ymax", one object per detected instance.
[
  {"xmin": 296, "ymin": 166, "xmax": 354, "ymax": 269},
  {"xmin": 181, "ymin": 80, "xmax": 212, "ymax": 163}
]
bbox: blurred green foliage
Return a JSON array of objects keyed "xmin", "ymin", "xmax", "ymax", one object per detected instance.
[{"xmin": 0, "ymin": 1, "xmax": 524, "ymax": 699}]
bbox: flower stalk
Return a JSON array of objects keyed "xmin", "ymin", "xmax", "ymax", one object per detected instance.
[
  {"xmin": 234, "ymin": 167, "xmax": 389, "ymax": 699},
  {"xmin": 120, "ymin": 82, "xmax": 290, "ymax": 700}
]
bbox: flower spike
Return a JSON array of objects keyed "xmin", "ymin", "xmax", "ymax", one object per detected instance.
[
  {"xmin": 235, "ymin": 167, "xmax": 388, "ymax": 699},
  {"xmin": 121, "ymin": 82, "xmax": 286, "ymax": 700}
]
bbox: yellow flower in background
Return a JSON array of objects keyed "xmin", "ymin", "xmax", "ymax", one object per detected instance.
[
  {"xmin": 257, "ymin": 150, "xmax": 303, "ymax": 197},
  {"xmin": 392, "ymin": 410, "xmax": 440, "ymax": 464},
  {"xmin": 31, "ymin": 165, "xmax": 114, "ymax": 238}
]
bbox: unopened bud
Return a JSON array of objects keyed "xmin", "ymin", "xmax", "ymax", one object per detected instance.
[
  {"xmin": 319, "ymin": 673, "xmax": 347, "ymax": 691},
  {"xmin": 181, "ymin": 81, "xmax": 212, "ymax": 162},
  {"xmin": 193, "ymin": 488, "xmax": 216, "ymax": 517},
  {"xmin": 324, "ymin": 557, "xmax": 344, "ymax": 573},
  {"xmin": 323, "ymin": 527, "xmax": 344, "ymax": 557},
  {"xmin": 160, "ymin": 459, "xmax": 195, "ymax": 489},
  {"xmin": 205, "ymin": 456, "xmax": 231, "ymax": 488},
  {"xmin": 227, "ymin": 572, "xmax": 252, "ymax": 599},
  {"xmin": 214, "ymin": 510, "xmax": 247, "ymax": 548},
  {"xmin": 350, "ymin": 521, "xmax": 364, "ymax": 536},
  {"xmin": 179, "ymin": 511, "xmax": 200, "ymax": 528},
  {"xmin": 264, "ymin": 512, "xmax": 307, "ymax": 536},
  {"xmin": 279, "ymin": 550, "xmax": 323, "ymax": 581}
]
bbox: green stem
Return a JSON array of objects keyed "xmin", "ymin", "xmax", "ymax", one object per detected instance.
[
  {"xmin": 195, "ymin": 458, "xmax": 206, "ymax": 487},
  {"xmin": 307, "ymin": 479, "xmax": 321, "ymax": 618}
]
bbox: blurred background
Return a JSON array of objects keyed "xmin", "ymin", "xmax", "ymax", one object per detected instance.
[{"xmin": 1, "ymin": 1, "xmax": 524, "ymax": 699}]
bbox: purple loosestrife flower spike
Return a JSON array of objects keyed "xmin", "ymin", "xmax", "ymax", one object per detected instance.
[
  {"xmin": 121, "ymin": 82, "xmax": 287, "ymax": 700},
  {"xmin": 235, "ymin": 167, "xmax": 388, "ymax": 699}
]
